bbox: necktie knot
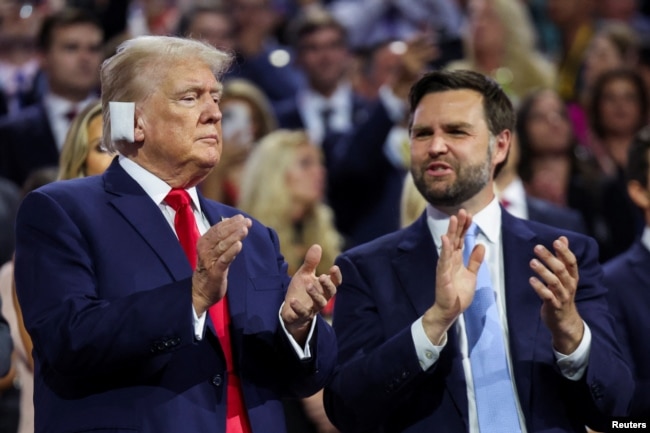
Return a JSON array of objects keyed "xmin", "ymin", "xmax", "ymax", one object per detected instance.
[
  {"xmin": 64, "ymin": 108, "xmax": 78, "ymax": 122},
  {"xmin": 463, "ymin": 223, "xmax": 480, "ymax": 264},
  {"xmin": 165, "ymin": 188, "xmax": 192, "ymax": 211}
]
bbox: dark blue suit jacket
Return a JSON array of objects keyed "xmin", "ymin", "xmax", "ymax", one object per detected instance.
[
  {"xmin": 603, "ymin": 240, "xmax": 650, "ymax": 417},
  {"xmin": 324, "ymin": 211, "xmax": 632, "ymax": 432},
  {"xmin": 0, "ymin": 102, "xmax": 58, "ymax": 187},
  {"xmin": 526, "ymin": 196, "xmax": 587, "ymax": 234},
  {"xmin": 14, "ymin": 160, "xmax": 337, "ymax": 433}
]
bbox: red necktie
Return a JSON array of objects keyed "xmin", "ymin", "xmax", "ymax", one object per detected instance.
[{"xmin": 165, "ymin": 189, "xmax": 251, "ymax": 433}]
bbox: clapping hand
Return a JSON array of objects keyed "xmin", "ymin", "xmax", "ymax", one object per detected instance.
[{"xmin": 281, "ymin": 244, "xmax": 341, "ymax": 345}]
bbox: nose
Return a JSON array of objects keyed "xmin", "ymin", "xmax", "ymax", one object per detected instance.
[
  {"xmin": 428, "ymin": 135, "xmax": 448, "ymax": 156},
  {"xmin": 201, "ymin": 97, "xmax": 222, "ymax": 124}
]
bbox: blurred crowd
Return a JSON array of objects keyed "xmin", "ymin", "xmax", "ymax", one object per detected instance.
[{"xmin": 1, "ymin": 0, "xmax": 650, "ymax": 432}]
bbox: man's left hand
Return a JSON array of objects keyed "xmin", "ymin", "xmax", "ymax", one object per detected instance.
[
  {"xmin": 281, "ymin": 244, "xmax": 341, "ymax": 345},
  {"xmin": 529, "ymin": 236, "xmax": 585, "ymax": 354}
]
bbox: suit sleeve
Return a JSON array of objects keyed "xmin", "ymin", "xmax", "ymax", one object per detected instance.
[
  {"xmin": 14, "ymin": 190, "xmax": 196, "ymax": 378},
  {"xmin": 323, "ymin": 252, "xmax": 438, "ymax": 432},
  {"xmin": 568, "ymin": 235, "xmax": 634, "ymax": 425}
]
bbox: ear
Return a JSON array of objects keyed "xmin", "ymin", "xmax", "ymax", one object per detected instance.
[
  {"xmin": 493, "ymin": 129, "xmax": 511, "ymax": 166},
  {"xmin": 134, "ymin": 111, "xmax": 145, "ymax": 143},
  {"xmin": 627, "ymin": 180, "xmax": 650, "ymax": 210}
]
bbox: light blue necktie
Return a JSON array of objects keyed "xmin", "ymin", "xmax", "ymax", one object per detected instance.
[{"xmin": 463, "ymin": 223, "xmax": 522, "ymax": 432}]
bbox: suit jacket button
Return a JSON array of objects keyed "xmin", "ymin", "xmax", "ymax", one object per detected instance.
[{"xmin": 212, "ymin": 374, "xmax": 223, "ymax": 387}]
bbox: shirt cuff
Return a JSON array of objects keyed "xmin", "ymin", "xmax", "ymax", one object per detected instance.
[
  {"xmin": 554, "ymin": 321, "xmax": 591, "ymax": 381},
  {"xmin": 412, "ymin": 316, "xmax": 447, "ymax": 371},
  {"xmin": 278, "ymin": 302, "xmax": 315, "ymax": 360},
  {"xmin": 192, "ymin": 307, "xmax": 207, "ymax": 341}
]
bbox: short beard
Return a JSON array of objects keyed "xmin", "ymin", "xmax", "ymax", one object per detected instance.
[{"xmin": 412, "ymin": 142, "xmax": 493, "ymax": 208}]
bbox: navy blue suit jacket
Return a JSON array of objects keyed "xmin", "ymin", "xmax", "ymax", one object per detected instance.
[
  {"xmin": 0, "ymin": 103, "xmax": 58, "ymax": 187},
  {"xmin": 14, "ymin": 160, "xmax": 337, "ymax": 433},
  {"xmin": 324, "ymin": 211, "xmax": 632, "ymax": 432},
  {"xmin": 526, "ymin": 196, "xmax": 587, "ymax": 234},
  {"xmin": 603, "ymin": 240, "xmax": 650, "ymax": 417}
]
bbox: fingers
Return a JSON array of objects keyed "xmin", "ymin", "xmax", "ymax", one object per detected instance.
[
  {"xmin": 197, "ymin": 215, "xmax": 251, "ymax": 270},
  {"xmin": 466, "ymin": 244, "xmax": 485, "ymax": 275},
  {"xmin": 528, "ymin": 238, "xmax": 578, "ymax": 307},
  {"xmin": 297, "ymin": 244, "xmax": 323, "ymax": 276}
]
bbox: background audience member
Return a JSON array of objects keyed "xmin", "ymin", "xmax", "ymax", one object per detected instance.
[
  {"xmin": 446, "ymin": 0, "xmax": 556, "ymax": 104},
  {"xmin": 588, "ymin": 68, "xmax": 647, "ymax": 260},
  {"xmin": 547, "ymin": 0, "xmax": 596, "ymax": 103},
  {"xmin": 200, "ymin": 78, "xmax": 277, "ymax": 205},
  {"xmin": 0, "ymin": 1, "xmax": 45, "ymax": 116},
  {"xmin": 570, "ymin": 22, "xmax": 640, "ymax": 147},
  {"xmin": 238, "ymin": 129, "xmax": 342, "ymax": 277},
  {"xmin": 238, "ymin": 129, "xmax": 342, "ymax": 433},
  {"xmin": 275, "ymin": 6, "xmax": 367, "ymax": 153},
  {"xmin": 326, "ymin": 32, "xmax": 435, "ymax": 246},
  {"xmin": 327, "ymin": 0, "xmax": 464, "ymax": 66},
  {"xmin": 227, "ymin": 0, "xmax": 304, "ymax": 105},
  {"xmin": 0, "ymin": 8, "xmax": 103, "ymax": 188},
  {"xmin": 496, "ymin": 133, "xmax": 587, "ymax": 234},
  {"xmin": 515, "ymin": 88, "xmax": 605, "ymax": 255},
  {"xmin": 603, "ymin": 125, "xmax": 650, "ymax": 419},
  {"xmin": 58, "ymin": 101, "xmax": 114, "ymax": 180},
  {"xmin": 400, "ymin": 172, "xmax": 427, "ymax": 228}
]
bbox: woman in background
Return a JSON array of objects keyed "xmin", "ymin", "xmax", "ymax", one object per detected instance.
[
  {"xmin": 58, "ymin": 101, "xmax": 114, "ymax": 180},
  {"xmin": 201, "ymin": 78, "xmax": 277, "ymax": 205},
  {"xmin": 446, "ymin": 0, "xmax": 555, "ymax": 104},
  {"xmin": 238, "ymin": 129, "xmax": 341, "ymax": 433}
]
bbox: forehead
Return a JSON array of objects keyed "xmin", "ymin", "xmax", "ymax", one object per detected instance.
[
  {"xmin": 156, "ymin": 61, "xmax": 220, "ymax": 90},
  {"xmin": 413, "ymin": 89, "xmax": 486, "ymax": 122},
  {"xmin": 51, "ymin": 23, "xmax": 102, "ymax": 43}
]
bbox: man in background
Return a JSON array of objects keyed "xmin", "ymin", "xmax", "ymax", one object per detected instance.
[{"xmin": 0, "ymin": 8, "xmax": 103, "ymax": 187}]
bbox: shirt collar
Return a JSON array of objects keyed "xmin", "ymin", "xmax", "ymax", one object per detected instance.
[
  {"xmin": 641, "ymin": 226, "xmax": 650, "ymax": 252},
  {"xmin": 304, "ymin": 81, "xmax": 351, "ymax": 110},
  {"xmin": 426, "ymin": 197, "xmax": 502, "ymax": 248},
  {"xmin": 118, "ymin": 155, "xmax": 202, "ymax": 211},
  {"xmin": 44, "ymin": 92, "xmax": 96, "ymax": 118}
]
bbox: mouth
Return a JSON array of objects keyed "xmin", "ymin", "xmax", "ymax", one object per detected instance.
[
  {"xmin": 198, "ymin": 135, "xmax": 219, "ymax": 144},
  {"xmin": 426, "ymin": 161, "xmax": 453, "ymax": 177}
]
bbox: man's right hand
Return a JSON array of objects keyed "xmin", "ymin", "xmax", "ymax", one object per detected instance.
[
  {"xmin": 192, "ymin": 215, "xmax": 252, "ymax": 316},
  {"xmin": 422, "ymin": 210, "xmax": 484, "ymax": 345}
]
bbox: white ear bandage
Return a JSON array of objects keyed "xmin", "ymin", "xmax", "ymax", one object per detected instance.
[{"xmin": 109, "ymin": 102, "xmax": 135, "ymax": 143}]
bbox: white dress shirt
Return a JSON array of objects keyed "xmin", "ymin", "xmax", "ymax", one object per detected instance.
[
  {"xmin": 298, "ymin": 82, "xmax": 353, "ymax": 146},
  {"xmin": 498, "ymin": 177, "xmax": 529, "ymax": 220},
  {"xmin": 118, "ymin": 156, "xmax": 314, "ymax": 358},
  {"xmin": 43, "ymin": 93, "xmax": 97, "ymax": 151},
  {"xmin": 410, "ymin": 197, "xmax": 592, "ymax": 433}
]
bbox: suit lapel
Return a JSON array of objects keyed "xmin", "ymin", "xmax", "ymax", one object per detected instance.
[
  {"xmin": 199, "ymin": 198, "xmax": 250, "ymax": 334},
  {"xmin": 501, "ymin": 212, "xmax": 543, "ymax": 417},
  {"xmin": 392, "ymin": 214, "xmax": 469, "ymax": 421},
  {"xmin": 392, "ymin": 215, "xmax": 438, "ymax": 317},
  {"xmin": 103, "ymin": 160, "xmax": 191, "ymax": 282}
]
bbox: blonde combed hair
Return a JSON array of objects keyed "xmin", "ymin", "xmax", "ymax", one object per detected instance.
[
  {"xmin": 100, "ymin": 35, "xmax": 233, "ymax": 154},
  {"xmin": 238, "ymin": 130, "xmax": 342, "ymax": 275},
  {"xmin": 58, "ymin": 102, "xmax": 106, "ymax": 180}
]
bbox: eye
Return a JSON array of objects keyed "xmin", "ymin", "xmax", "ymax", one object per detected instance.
[{"xmin": 411, "ymin": 129, "xmax": 432, "ymax": 139}]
